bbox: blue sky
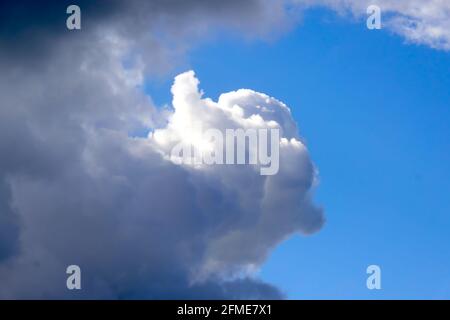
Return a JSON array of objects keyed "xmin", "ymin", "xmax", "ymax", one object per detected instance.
[{"xmin": 146, "ymin": 8, "xmax": 450, "ymax": 299}]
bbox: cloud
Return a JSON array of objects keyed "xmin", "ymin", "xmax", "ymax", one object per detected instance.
[
  {"xmin": 151, "ymin": 71, "xmax": 324, "ymax": 278},
  {"xmin": 0, "ymin": 1, "xmax": 323, "ymax": 298},
  {"xmin": 3, "ymin": 0, "xmax": 446, "ymax": 300},
  {"xmin": 297, "ymin": 0, "xmax": 450, "ymax": 50},
  {"xmin": 0, "ymin": 0, "xmax": 296, "ymax": 67},
  {"xmin": 0, "ymin": 49, "xmax": 324, "ymax": 297},
  {"xmin": 0, "ymin": 65, "xmax": 323, "ymax": 298}
]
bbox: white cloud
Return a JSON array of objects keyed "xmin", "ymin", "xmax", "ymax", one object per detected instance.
[
  {"xmin": 150, "ymin": 70, "xmax": 324, "ymax": 279},
  {"xmin": 296, "ymin": 0, "xmax": 450, "ymax": 50}
]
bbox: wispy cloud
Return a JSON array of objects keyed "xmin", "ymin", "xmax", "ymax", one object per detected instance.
[{"xmin": 297, "ymin": 0, "xmax": 450, "ymax": 50}]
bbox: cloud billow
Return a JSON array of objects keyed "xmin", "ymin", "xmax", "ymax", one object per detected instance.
[
  {"xmin": 0, "ymin": 62, "xmax": 324, "ymax": 298},
  {"xmin": 0, "ymin": 0, "xmax": 322, "ymax": 299}
]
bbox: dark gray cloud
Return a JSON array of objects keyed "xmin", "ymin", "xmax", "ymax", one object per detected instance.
[
  {"xmin": 0, "ymin": 0, "xmax": 291, "ymax": 66},
  {"xmin": 0, "ymin": 0, "xmax": 320, "ymax": 299},
  {"xmin": 0, "ymin": 180, "xmax": 20, "ymax": 262}
]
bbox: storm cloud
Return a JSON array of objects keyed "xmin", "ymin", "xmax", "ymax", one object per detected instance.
[{"xmin": 0, "ymin": 0, "xmax": 324, "ymax": 299}]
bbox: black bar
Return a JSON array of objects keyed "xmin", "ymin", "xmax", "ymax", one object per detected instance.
[{"xmin": 0, "ymin": 300, "xmax": 446, "ymax": 319}]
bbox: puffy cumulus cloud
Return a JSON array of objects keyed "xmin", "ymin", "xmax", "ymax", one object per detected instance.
[
  {"xmin": 296, "ymin": 0, "xmax": 450, "ymax": 50},
  {"xmin": 150, "ymin": 71, "xmax": 324, "ymax": 278},
  {"xmin": 0, "ymin": 1, "xmax": 322, "ymax": 298},
  {"xmin": 0, "ymin": 63, "xmax": 324, "ymax": 298}
]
